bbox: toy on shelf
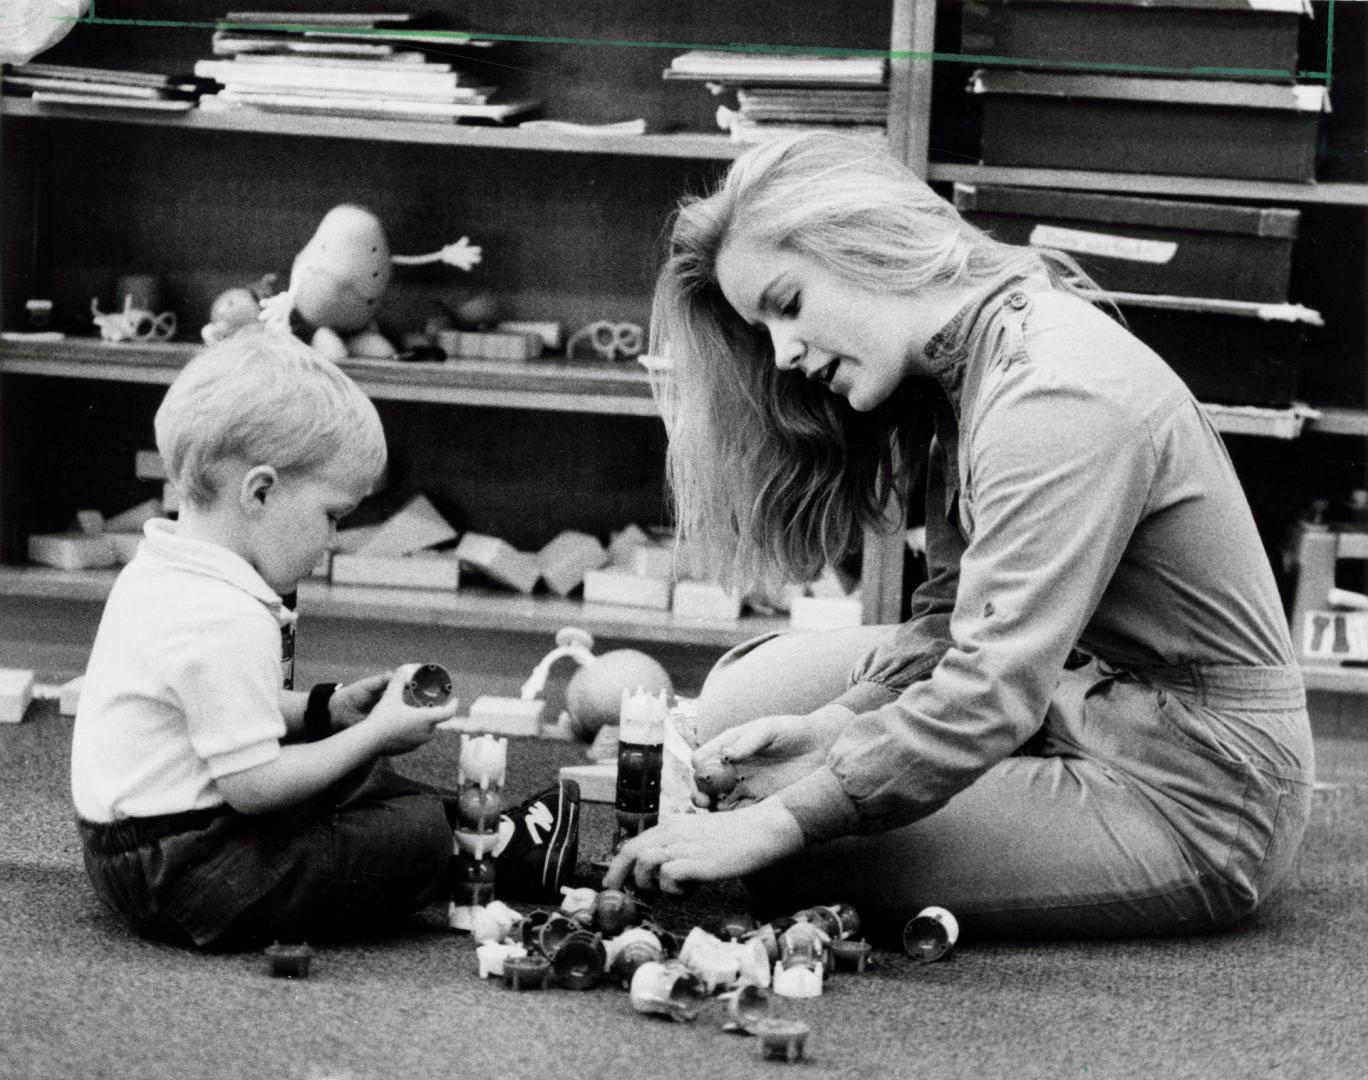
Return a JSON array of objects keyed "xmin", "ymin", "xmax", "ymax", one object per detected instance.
[
  {"xmin": 448, "ymin": 733, "xmax": 508, "ymax": 932},
  {"xmin": 201, "ymin": 273, "xmax": 280, "ymax": 345},
  {"xmin": 90, "ymin": 295, "xmax": 177, "ymax": 344},
  {"xmin": 566, "ymin": 320, "xmax": 644, "ymax": 363},
  {"xmin": 255, "ymin": 203, "xmax": 481, "ymax": 361}
]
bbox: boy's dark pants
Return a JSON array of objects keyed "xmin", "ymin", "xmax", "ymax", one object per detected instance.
[{"xmin": 77, "ymin": 761, "xmax": 452, "ymax": 950}]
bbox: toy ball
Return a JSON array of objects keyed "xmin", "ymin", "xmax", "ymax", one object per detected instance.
[{"xmin": 565, "ymin": 649, "xmax": 672, "ymax": 740}]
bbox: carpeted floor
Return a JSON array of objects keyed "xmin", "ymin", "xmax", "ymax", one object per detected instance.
[{"xmin": 2, "ymin": 699, "xmax": 1366, "ymax": 1080}]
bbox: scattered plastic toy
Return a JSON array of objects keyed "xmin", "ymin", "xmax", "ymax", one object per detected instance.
[
  {"xmin": 756, "ymin": 1018, "xmax": 810, "ymax": 1063},
  {"xmin": 403, "ymin": 662, "xmax": 453, "ymax": 707},
  {"xmin": 263, "ymin": 941, "xmax": 313, "ymax": 979},
  {"xmin": 902, "ymin": 905, "xmax": 959, "ymax": 962}
]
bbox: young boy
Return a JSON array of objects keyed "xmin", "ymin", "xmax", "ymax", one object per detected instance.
[{"xmin": 72, "ymin": 331, "xmax": 578, "ymax": 950}]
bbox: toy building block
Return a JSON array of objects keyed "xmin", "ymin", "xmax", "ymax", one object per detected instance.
[
  {"xmin": 333, "ymin": 523, "xmax": 382, "ymax": 554},
  {"xmin": 105, "ymin": 498, "xmax": 161, "ymax": 534},
  {"xmin": 557, "ymin": 761, "xmax": 618, "ymax": 804},
  {"xmin": 902, "ymin": 905, "xmax": 959, "ymax": 962},
  {"xmin": 72, "ymin": 510, "xmax": 105, "ymax": 537},
  {"xmin": 134, "ymin": 449, "xmax": 167, "ymax": 481},
  {"xmin": 495, "ymin": 320, "xmax": 563, "ymax": 351},
  {"xmin": 403, "ymin": 663, "xmax": 453, "ymax": 707},
  {"xmin": 789, "ymin": 595, "xmax": 863, "ymax": 631},
  {"xmin": 582, "ymin": 568, "xmax": 672, "ymax": 611},
  {"xmin": 756, "ymin": 1018, "xmax": 811, "ymax": 1061},
  {"xmin": 435, "ymin": 328, "xmax": 543, "ymax": 361},
  {"xmin": 455, "ymin": 532, "xmax": 540, "ymax": 594},
  {"xmin": 672, "ymin": 580, "xmax": 742, "ymax": 622},
  {"xmin": 608, "ymin": 523, "xmax": 652, "ymax": 566},
  {"xmin": 629, "ymin": 961, "xmax": 706, "ymax": 1022},
  {"xmin": 107, "ymin": 532, "xmax": 144, "ymax": 565},
  {"xmin": 502, "ymin": 954, "xmax": 551, "ymax": 990},
  {"xmin": 358, "ymin": 494, "xmax": 457, "ymax": 557},
  {"xmin": 263, "ymin": 942, "xmax": 313, "ymax": 978},
  {"xmin": 536, "ymin": 530, "xmax": 608, "ymax": 596},
  {"xmin": 161, "ymin": 481, "xmax": 180, "ymax": 514},
  {"xmin": 0, "ymin": 669, "xmax": 36, "ymax": 724},
  {"xmin": 449, "ymin": 733, "xmax": 508, "ymax": 931},
  {"xmin": 28, "ymin": 532, "xmax": 118, "ymax": 571},
  {"xmin": 58, "ymin": 675, "xmax": 84, "ymax": 717},
  {"xmin": 330, "ymin": 551, "xmax": 460, "ymax": 590},
  {"xmin": 438, "ymin": 696, "xmax": 545, "ymax": 737},
  {"xmin": 630, "ymin": 544, "xmax": 674, "ymax": 579},
  {"xmin": 476, "ymin": 941, "xmax": 528, "ymax": 979},
  {"xmin": 615, "ymin": 688, "xmax": 668, "ymax": 848}
]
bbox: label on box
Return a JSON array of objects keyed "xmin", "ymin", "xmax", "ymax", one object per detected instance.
[
  {"xmin": 1029, "ymin": 225, "xmax": 1177, "ymax": 265},
  {"xmin": 1302, "ymin": 611, "xmax": 1368, "ymax": 662}
]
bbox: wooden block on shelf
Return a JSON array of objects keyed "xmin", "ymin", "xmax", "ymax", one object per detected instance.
[
  {"xmin": 558, "ymin": 761, "xmax": 617, "ymax": 804},
  {"xmin": 582, "ymin": 567, "xmax": 672, "ymax": 610},
  {"xmin": 789, "ymin": 595, "xmax": 863, "ymax": 631},
  {"xmin": 435, "ymin": 329, "xmax": 543, "ymax": 361},
  {"xmin": 0, "ymin": 668, "xmax": 36, "ymax": 724},
  {"xmin": 72, "ymin": 509, "xmax": 105, "ymax": 536},
  {"xmin": 537, "ymin": 530, "xmax": 608, "ymax": 596},
  {"xmin": 59, "ymin": 675, "xmax": 84, "ymax": 717},
  {"xmin": 28, "ymin": 532, "xmax": 118, "ymax": 571},
  {"xmin": 456, "ymin": 532, "xmax": 540, "ymax": 594},
  {"xmin": 134, "ymin": 449, "xmax": 166, "ymax": 481},
  {"xmin": 672, "ymin": 580, "xmax": 742, "ymax": 622},
  {"xmin": 630, "ymin": 544, "xmax": 674, "ymax": 579},
  {"xmin": 330, "ymin": 551, "xmax": 461, "ymax": 590},
  {"xmin": 495, "ymin": 320, "xmax": 563, "ymax": 351},
  {"xmin": 334, "ymin": 523, "xmax": 383, "ymax": 555},
  {"xmin": 607, "ymin": 523, "xmax": 652, "ymax": 566},
  {"xmin": 105, "ymin": 498, "xmax": 160, "ymax": 533},
  {"xmin": 107, "ymin": 532, "xmax": 144, "ymax": 565},
  {"xmin": 438, "ymin": 696, "xmax": 547, "ymax": 738},
  {"xmin": 161, "ymin": 481, "xmax": 180, "ymax": 514},
  {"xmin": 358, "ymin": 494, "xmax": 457, "ymax": 557}
]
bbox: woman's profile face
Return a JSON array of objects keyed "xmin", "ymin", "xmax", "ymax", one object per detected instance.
[{"xmin": 715, "ymin": 234, "xmax": 925, "ymax": 413}]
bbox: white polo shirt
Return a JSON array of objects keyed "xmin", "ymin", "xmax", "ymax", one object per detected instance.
[{"xmin": 71, "ymin": 519, "xmax": 294, "ymax": 822}]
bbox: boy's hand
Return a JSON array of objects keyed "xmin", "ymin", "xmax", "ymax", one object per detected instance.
[
  {"xmin": 330, "ymin": 672, "xmax": 393, "ymax": 730},
  {"xmin": 359, "ymin": 665, "xmax": 459, "ymax": 755}
]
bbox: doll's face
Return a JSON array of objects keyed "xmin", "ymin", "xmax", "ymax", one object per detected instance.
[{"xmin": 715, "ymin": 235, "xmax": 928, "ymax": 412}]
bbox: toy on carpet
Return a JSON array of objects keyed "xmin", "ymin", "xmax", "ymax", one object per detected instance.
[
  {"xmin": 263, "ymin": 941, "xmax": 313, "ymax": 978},
  {"xmin": 207, "ymin": 203, "xmax": 481, "ymax": 360},
  {"xmin": 614, "ymin": 688, "xmax": 668, "ymax": 851},
  {"xmin": 448, "ymin": 733, "xmax": 508, "ymax": 932}
]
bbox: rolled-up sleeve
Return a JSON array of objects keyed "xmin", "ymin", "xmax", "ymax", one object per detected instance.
[{"xmin": 776, "ymin": 362, "xmax": 1159, "ymax": 842}]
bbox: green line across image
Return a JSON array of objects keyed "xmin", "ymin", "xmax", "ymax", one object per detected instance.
[{"xmin": 68, "ymin": 0, "xmax": 1337, "ymax": 85}]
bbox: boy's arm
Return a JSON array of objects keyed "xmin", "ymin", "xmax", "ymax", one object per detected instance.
[{"xmin": 217, "ymin": 668, "xmax": 457, "ymax": 815}]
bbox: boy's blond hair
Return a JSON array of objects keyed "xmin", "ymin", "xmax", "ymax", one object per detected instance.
[{"xmin": 154, "ymin": 330, "xmax": 387, "ymax": 507}]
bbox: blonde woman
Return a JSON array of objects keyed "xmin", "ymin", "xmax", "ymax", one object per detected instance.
[{"xmin": 606, "ymin": 133, "xmax": 1312, "ymax": 941}]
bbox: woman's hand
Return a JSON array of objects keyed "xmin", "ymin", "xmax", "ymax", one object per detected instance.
[
  {"xmin": 329, "ymin": 672, "xmax": 393, "ymax": 730},
  {"xmin": 693, "ymin": 703, "xmax": 854, "ymax": 808},
  {"xmin": 603, "ymin": 801, "xmax": 804, "ymax": 896}
]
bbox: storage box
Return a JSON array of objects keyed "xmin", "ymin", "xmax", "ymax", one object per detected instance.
[
  {"xmin": 1112, "ymin": 293, "xmax": 1323, "ymax": 406},
  {"xmin": 955, "ymin": 184, "xmax": 1299, "ymax": 302},
  {"xmin": 969, "ymin": 70, "xmax": 1329, "ymax": 182},
  {"xmin": 961, "ymin": 0, "xmax": 1312, "ymax": 80}
]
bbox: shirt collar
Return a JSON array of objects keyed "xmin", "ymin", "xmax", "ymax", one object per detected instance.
[
  {"xmin": 140, "ymin": 518, "xmax": 296, "ymax": 628},
  {"xmin": 921, "ymin": 273, "xmax": 1043, "ymax": 409}
]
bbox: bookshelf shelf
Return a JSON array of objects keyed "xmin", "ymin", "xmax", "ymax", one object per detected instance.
[{"xmin": 0, "ymin": 565, "xmax": 784, "ymax": 648}]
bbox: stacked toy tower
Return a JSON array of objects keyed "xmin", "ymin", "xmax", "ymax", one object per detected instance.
[
  {"xmin": 449, "ymin": 733, "xmax": 508, "ymax": 931},
  {"xmin": 614, "ymin": 688, "xmax": 668, "ymax": 850}
]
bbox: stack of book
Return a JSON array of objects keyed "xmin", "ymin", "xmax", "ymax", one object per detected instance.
[
  {"xmin": 664, "ymin": 50, "xmax": 888, "ymax": 143},
  {"xmin": 197, "ymin": 10, "xmax": 539, "ymax": 124},
  {"xmin": 1, "ymin": 63, "xmax": 205, "ymax": 112}
]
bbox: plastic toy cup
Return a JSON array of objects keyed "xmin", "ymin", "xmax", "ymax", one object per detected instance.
[
  {"xmin": 403, "ymin": 662, "xmax": 453, "ymax": 707},
  {"xmin": 756, "ymin": 1018, "xmax": 810, "ymax": 1062},
  {"xmin": 902, "ymin": 906, "xmax": 959, "ymax": 962},
  {"xmin": 552, "ymin": 930, "xmax": 607, "ymax": 990},
  {"xmin": 503, "ymin": 955, "xmax": 551, "ymax": 991},
  {"xmin": 264, "ymin": 942, "xmax": 313, "ymax": 978},
  {"xmin": 629, "ymin": 960, "xmax": 706, "ymax": 1022}
]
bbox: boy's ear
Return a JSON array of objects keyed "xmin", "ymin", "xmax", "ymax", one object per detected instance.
[{"xmin": 240, "ymin": 465, "xmax": 279, "ymax": 512}]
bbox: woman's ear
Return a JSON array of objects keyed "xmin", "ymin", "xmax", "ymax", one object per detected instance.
[{"xmin": 240, "ymin": 465, "xmax": 279, "ymax": 512}]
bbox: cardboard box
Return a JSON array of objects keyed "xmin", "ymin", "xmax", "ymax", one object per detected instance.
[
  {"xmin": 961, "ymin": 0, "xmax": 1311, "ymax": 80},
  {"xmin": 955, "ymin": 184, "xmax": 1299, "ymax": 303},
  {"xmin": 1114, "ymin": 292, "xmax": 1323, "ymax": 407},
  {"xmin": 969, "ymin": 70, "xmax": 1329, "ymax": 182}
]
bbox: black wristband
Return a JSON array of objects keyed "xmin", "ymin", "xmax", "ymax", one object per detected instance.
[{"xmin": 304, "ymin": 682, "xmax": 340, "ymax": 741}]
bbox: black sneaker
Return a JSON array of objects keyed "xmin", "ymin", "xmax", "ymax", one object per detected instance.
[{"xmin": 494, "ymin": 779, "xmax": 581, "ymax": 903}]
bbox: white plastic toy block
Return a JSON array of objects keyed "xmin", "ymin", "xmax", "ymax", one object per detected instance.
[
  {"xmin": 107, "ymin": 532, "xmax": 144, "ymax": 565},
  {"xmin": 437, "ymin": 696, "xmax": 545, "ymax": 737},
  {"xmin": 582, "ymin": 567, "xmax": 672, "ymax": 611},
  {"xmin": 105, "ymin": 498, "xmax": 160, "ymax": 533},
  {"xmin": 672, "ymin": 580, "xmax": 742, "ymax": 622},
  {"xmin": 134, "ymin": 449, "xmax": 166, "ymax": 480},
  {"xmin": 330, "ymin": 551, "xmax": 460, "ymax": 590},
  {"xmin": 358, "ymin": 494, "xmax": 457, "ymax": 557},
  {"xmin": 536, "ymin": 530, "xmax": 608, "ymax": 596},
  {"xmin": 27, "ymin": 532, "xmax": 118, "ymax": 571},
  {"xmin": 456, "ymin": 532, "xmax": 540, "ymax": 593},
  {"xmin": 789, "ymin": 595, "xmax": 863, "ymax": 631},
  {"xmin": 59, "ymin": 675, "xmax": 83, "ymax": 717},
  {"xmin": 607, "ymin": 523, "xmax": 651, "ymax": 566},
  {"xmin": 333, "ymin": 523, "xmax": 382, "ymax": 554},
  {"xmin": 557, "ymin": 761, "xmax": 618, "ymax": 804},
  {"xmin": 630, "ymin": 544, "xmax": 674, "ymax": 578},
  {"xmin": 0, "ymin": 668, "xmax": 36, "ymax": 723}
]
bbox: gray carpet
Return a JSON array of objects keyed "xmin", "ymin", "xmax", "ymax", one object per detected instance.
[{"xmin": 3, "ymin": 701, "xmax": 1366, "ymax": 1080}]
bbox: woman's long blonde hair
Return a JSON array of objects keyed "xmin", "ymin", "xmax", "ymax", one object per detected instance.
[{"xmin": 650, "ymin": 131, "xmax": 1095, "ymax": 593}]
